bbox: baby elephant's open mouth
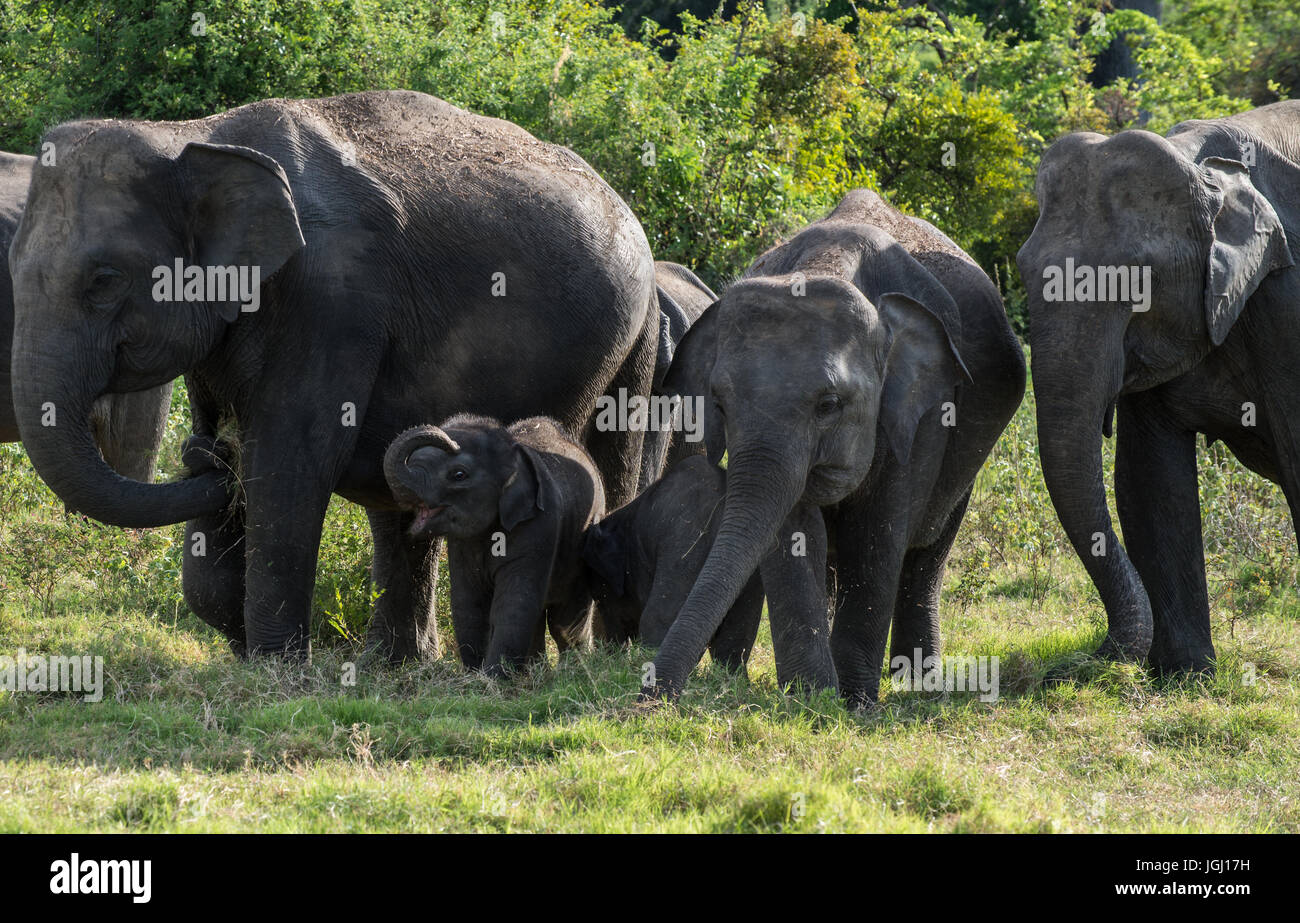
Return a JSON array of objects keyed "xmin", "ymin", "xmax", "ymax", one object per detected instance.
[{"xmin": 409, "ymin": 504, "xmax": 447, "ymax": 535}]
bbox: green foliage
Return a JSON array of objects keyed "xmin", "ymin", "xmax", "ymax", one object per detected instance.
[
  {"xmin": 1164, "ymin": 0, "xmax": 1300, "ymax": 104},
  {"xmin": 0, "ymin": 443, "xmax": 186, "ymax": 619},
  {"xmin": 1, "ymin": 0, "xmax": 1272, "ymax": 319},
  {"xmin": 961, "ymin": 379, "xmax": 1070, "ymax": 608},
  {"xmin": 0, "ymin": 1, "xmax": 400, "ymax": 147}
]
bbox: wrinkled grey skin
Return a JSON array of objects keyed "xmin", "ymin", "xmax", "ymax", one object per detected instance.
[
  {"xmin": 1, "ymin": 152, "xmax": 172, "ymax": 482},
  {"xmin": 384, "ymin": 415, "xmax": 604, "ymax": 678},
  {"xmin": 8, "ymin": 91, "xmax": 657, "ymax": 661},
  {"xmin": 648, "ymin": 189, "xmax": 1026, "ymax": 705},
  {"xmin": 584, "ymin": 453, "xmax": 763, "ymax": 672},
  {"xmin": 1017, "ymin": 100, "xmax": 1300, "ymax": 674},
  {"xmin": 638, "ymin": 261, "xmax": 717, "ymax": 489}
]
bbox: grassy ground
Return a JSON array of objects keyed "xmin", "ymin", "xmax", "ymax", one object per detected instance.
[{"xmin": 1, "ymin": 380, "xmax": 1297, "ymax": 833}]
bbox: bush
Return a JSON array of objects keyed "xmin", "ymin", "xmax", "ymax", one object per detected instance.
[{"xmin": 1, "ymin": 0, "xmax": 1259, "ymax": 317}]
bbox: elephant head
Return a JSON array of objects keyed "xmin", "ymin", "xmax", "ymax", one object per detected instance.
[
  {"xmin": 651, "ymin": 274, "xmax": 968, "ymax": 695},
  {"xmin": 383, "ymin": 416, "xmax": 546, "ymax": 541},
  {"xmin": 1017, "ymin": 129, "xmax": 1293, "ymax": 659},
  {"xmin": 7, "ymin": 123, "xmax": 305, "ymax": 527}
]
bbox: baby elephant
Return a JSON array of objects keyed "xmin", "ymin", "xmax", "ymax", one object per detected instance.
[
  {"xmin": 384, "ymin": 415, "xmax": 605, "ymax": 678},
  {"xmin": 583, "ymin": 454, "xmax": 763, "ymax": 673}
]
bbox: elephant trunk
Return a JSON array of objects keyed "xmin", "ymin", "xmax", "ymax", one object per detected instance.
[
  {"xmin": 13, "ymin": 351, "xmax": 226, "ymax": 527},
  {"xmin": 648, "ymin": 438, "xmax": 808, "ymax": 698},
  {"xmin": 383, "ymin": 425, "xmax": 459, "ymax": 505},
  {"xmin": 1033, "ymin": 348, "xmax": 1152, "ymax": 660}
]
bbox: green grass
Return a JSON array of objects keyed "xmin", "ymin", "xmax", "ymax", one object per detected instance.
[{"xmin": 1, "ymin": 380, "xmax": 1298, "ymax": 832}]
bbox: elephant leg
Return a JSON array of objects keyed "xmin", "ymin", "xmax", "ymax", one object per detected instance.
[
  {"xmin": 831, "ymin": 491, "xmax": 910, "ymax": 708},
  {"xmin": 240, "ymin": 480, "xmax": 332, "ymax": 658},
  {"xmin": 547, "ymin": 591, "xmax": 594, "ymax": 655},
  {"xmin": 444, "ymin": 543, "xmax": 490, "ymax": 670},
  {"xmin": 587, "ymin": 316, "xmax": 657, "ymax": 508},
  {"xmin": 889, "ymin": 489, "xmax": 969, "ymax": 667},
  {"xmin": 526, "ymin": 617, "xmax": 548, "ymax": 662},
  {"xmin": 179, "ymin": 430, "xmax": 245, "ymax": 655},
  {"xmin": 182, "ymin": 510, "xmax": 247, "ymax": 656},
  {"xmin": 1114, "ymin": 394, "xmax": 1214, "ymax": 674},
  {"xmin": 759, "ymin": 501, "xmax": 836, "ymax": 694},
  {"xmin": 707, "ymin": 572, "xmax": 764, "ymax": 674},
  {"xmin": 362, "ymin": 509, "xmax": 441, "ymax": 664},
  {"xmin": 636, "ymin": 568, "xmax": 686, "ymax": 647},
  {"xmin": 482, "ymin": 562, "xmax": 551, "ymax": 678}
]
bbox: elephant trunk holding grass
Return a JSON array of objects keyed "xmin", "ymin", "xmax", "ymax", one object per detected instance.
[
  {"xmin": 2, "ymin": 151, "xmax": 172, "ymax": 482},
  {"xmin": 7, "ymin": 91, "xmax": 658, "ymax": 661},
  {"xmin": 646, "ymin": 189, "xmax": 1026, "ymax": 705},
  {"xmin": 1017, "ymin": 100, "xmax": 1300, "ymax": 673}
]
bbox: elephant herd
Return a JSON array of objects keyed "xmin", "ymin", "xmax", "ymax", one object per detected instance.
[{"xmin": 4, "ymin": 89, "xmax": 1299, "ymax": 706}]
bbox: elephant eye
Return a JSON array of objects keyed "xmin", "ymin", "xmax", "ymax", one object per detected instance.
[
  {"xmin": 816, "ymin": 393, "xmax": 842, "ymax": 418},
  {"xmin": 448, "ymin": 466, "xmax": 469, "ymax": 482},
  {"xmin": 86, "ymin": 267, "xmax": 128, "ymax": 308}
]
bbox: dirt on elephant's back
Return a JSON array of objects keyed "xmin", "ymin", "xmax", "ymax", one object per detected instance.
[
  {"xmin": 302, "ymin": 91, "xmax": 630, "ymax": 226},
  {"xmin": 306, "ymin": 91, "xmax": 583, "ymax": 175},
  {"xmin": 826, "ymin": 188, "xmax": 980, "ymax": 271}
]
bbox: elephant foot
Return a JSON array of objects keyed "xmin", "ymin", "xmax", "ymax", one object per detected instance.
[
  {"xmin": 638, "ymin": 682, "xmax": 679, "ymax": 705},
  {"xmin": 360, "ymin": 628, "xmax": 438, "ymax": 668},
  {"xmin": 1093, "ymin": 630, "xmax": 1151, "ymax": 663},
  {"xmin": 841, "ymin": 687, "xmax": 878, "ymax": 712},
  {"xmin": 244, "ymin": 635, "xmax": 311, "ymax": 662},
  {"xmin": 1149, "ymin": 647, "xmax": 1216, "ymax": 678},
  {"xmin": 776, "ymin": 664, "xmax": 838, "ymax": 700}
]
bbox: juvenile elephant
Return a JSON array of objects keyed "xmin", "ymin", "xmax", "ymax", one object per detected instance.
[
  {"xmin": 584, "ymin": 454, "xmax": 764, "ymax": 672},
  {"xmin": 384, "ymin": 416, "xmax": 603, "ymax": 676},
  {"xmin": 1017, "ymin": 100, "xmax": 1300, "ymax": 673},
  {"xmin": 7, "ymin": 91, "xmax": 658, "ymax": 661},
  {"xmin": 639, "ymin": 261, "xmax": 717, "ymax": 488},
  {"xmin": 1, "ymin": 152, "xmax": 172, "ymax": 482},
  {"xmin": 647, "ymin": 189, "xmax": 1026, "ymax": 705}
]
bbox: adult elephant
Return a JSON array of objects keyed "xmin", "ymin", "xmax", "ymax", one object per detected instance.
[
  {"xmin": 2, "ymin": 152, "xmax": 172, "ymax": 482},
  {"xmin": 638, "ymin": 261, "xmax": 716, "ymax": 488},
  {"xmin": 8, "ymin": 91, "xmax": 658, "ymax": 660},
  {"xmin": 647, "ymin": 189, "xmax": 1026, "ymax": 704},
  {"xmin": 1017, "ymin": 100, "xmax": 1300, "ymax": 674}
]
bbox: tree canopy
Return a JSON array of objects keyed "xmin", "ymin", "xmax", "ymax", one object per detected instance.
[{"xmin": 2, "ymin": 0, "xmax": 1293, "ymax": 331}]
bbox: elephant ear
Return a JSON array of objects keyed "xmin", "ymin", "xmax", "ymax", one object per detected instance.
[
  {"xmin": 499, "ymin": 445, "xmax": 548, "ymax": 531},
  {"xmin": 177, "ymin": 142, "xmax": 306, "ymax": 322},
  {"xmin": 582, "ymin": 519, "xmax": 628, "ymax": 597},
  {"xmin": 1200, "ymin": 156, "xmax": 1293, "ymax": 346},
  {"xmin": 661, "ymin": 300, "xmax": 724, "ymax": 465},
  {"xmin": 877, "ymin": 292, "xmax": 971, "ymax": 466}
]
